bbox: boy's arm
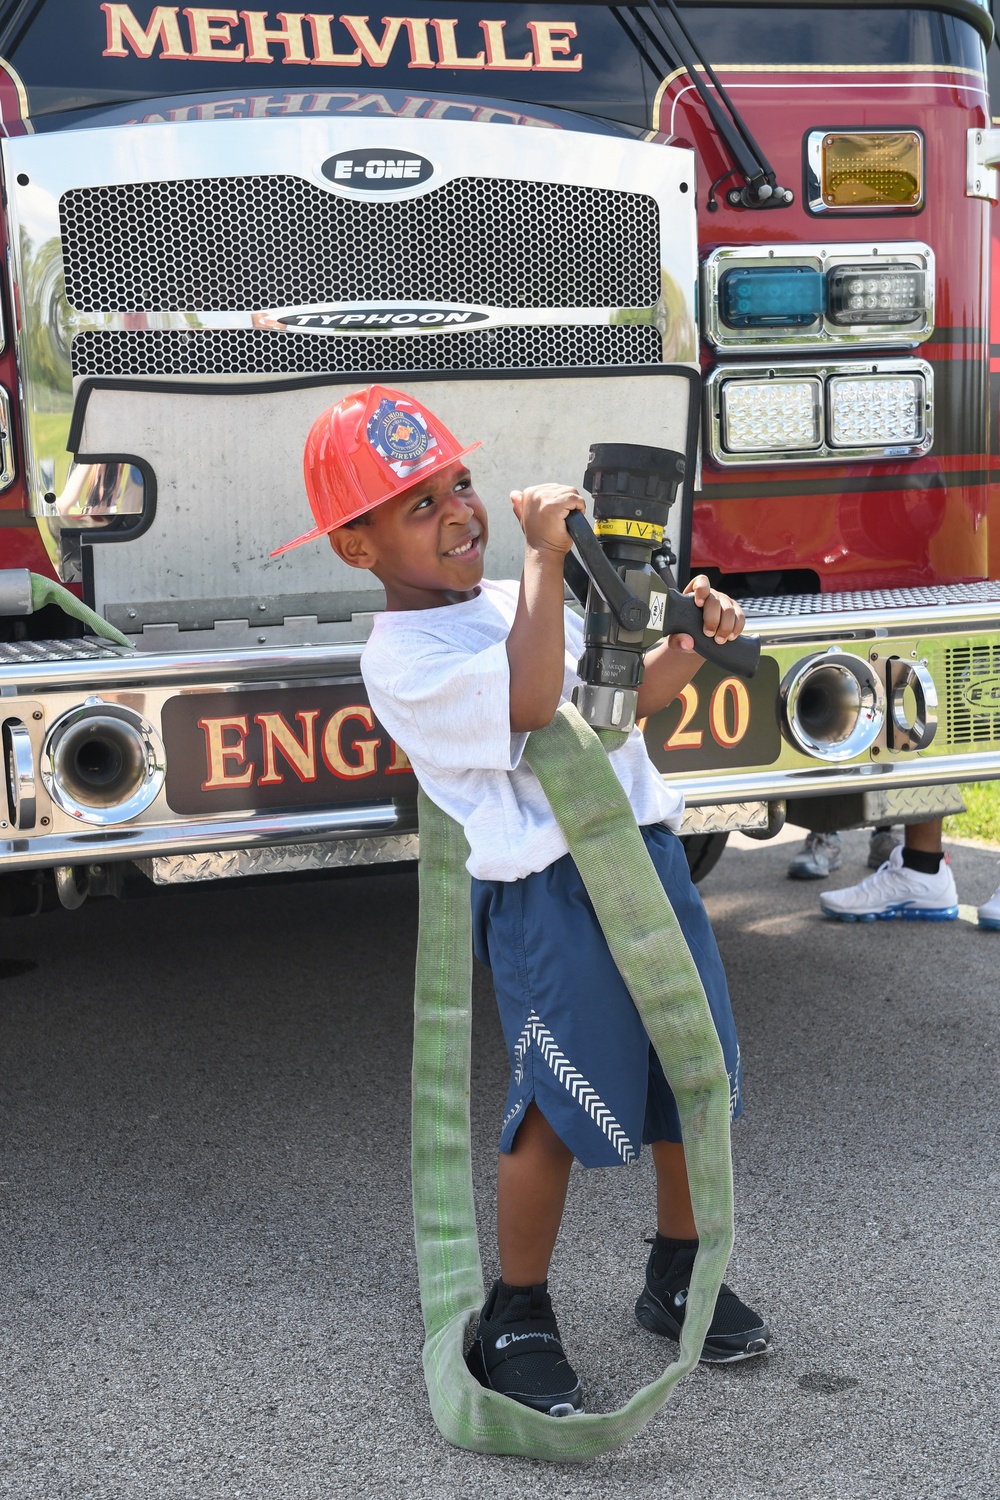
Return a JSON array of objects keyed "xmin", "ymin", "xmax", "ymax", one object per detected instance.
[
  {"xmin": 507, "ymin": 483, "xmax": 586, "ymax": 732},
  {"xmin": 635, "ymin": 576, "xmax": 746, "ymax": 719}
]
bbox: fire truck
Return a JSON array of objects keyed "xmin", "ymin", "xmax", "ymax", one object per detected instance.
[{"xmin": 0, "ymin": 0, "xmax": 997, "ymax": 911}]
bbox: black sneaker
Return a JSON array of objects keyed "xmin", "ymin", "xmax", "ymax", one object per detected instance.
[
  {"xmin": 635, "ymin": 1237, "xmax": 772, "ymax": 1364},
  {"xmin": 466, "ymin": 1279, "xmax": 584, "ymax": 1416}
]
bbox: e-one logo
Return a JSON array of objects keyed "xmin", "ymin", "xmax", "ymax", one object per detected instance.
[
  {"xmin": 322, "ymin": 149, "xmax": 433, "ymax": 189},
  {"xmin": 962, "ymin": 674, "xmax": 1000, "ymax": 713}
]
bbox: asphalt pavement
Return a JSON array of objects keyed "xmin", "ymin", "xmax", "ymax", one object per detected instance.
[{"xmin": 1, "ymin": 827, "xmax": 998, "ymax": 1499}]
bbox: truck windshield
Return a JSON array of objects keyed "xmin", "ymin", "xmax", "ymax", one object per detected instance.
[{"xmin": 0, "ymin": 3, "xmax": 989, "ymax": 136}]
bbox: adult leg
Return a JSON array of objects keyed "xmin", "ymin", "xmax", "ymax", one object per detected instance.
[
  {"xmin": 903, "ymin": 817, "xmax": 942, "ymax": 856},
  {"xmin": 820, "ymin": 816, "xmax": 958, "ymax": 921},
  {"xmin": 787, "ymin": 829, "xmax": 842, "ymax": 880}
]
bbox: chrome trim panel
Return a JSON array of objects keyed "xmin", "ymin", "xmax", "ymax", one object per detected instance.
[
  {"xmin": 702, "ymin": 242, "xmax": 934, "ymax": 353},
  {"xmin": 3, "ymin": 720, "xmax": 36, "ymax": 830},
  {"xmin": 676, "ymin": 752, "xmax": 1000, "ymax": 808},
  {"xmin": 0, "ymin": 803, "xmax": 413, "ymax": 873},
  {"xmin": 967, "ymin": 126, "xmax": 1000, "ymax": 200},
  {"xmin": 859, "ymin": 783, "xmax": 966, "ymax": 824},
  {"xmin": 0, "ymin": 639, "xmax": 364, "ymax": 691},
  {"xmin": 678, "ymin": 800, "xmax": 771, "ymax": 835},
  {"xmin": 78, "ymin": 374, "xmax": 695, "ymax": 634},
  {"xmin": 135, "ymin": 832, "xmax": 419, "ymax": 885},
  {"xmin": 706, "ymin": 358, "xmax": 933, "ymax": 468}
]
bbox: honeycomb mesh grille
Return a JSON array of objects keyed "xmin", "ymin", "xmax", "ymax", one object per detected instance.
[
  {"xmin": 60, "ymin": 174, "xmax": 660, "ymax": 313},
  {"xmin": 72, "ymin": 324, "xmax": 662, "ymax": 377},
  {"xmin": 945, "ymin": 641, "xmax": 1000, "ymax": 747}
]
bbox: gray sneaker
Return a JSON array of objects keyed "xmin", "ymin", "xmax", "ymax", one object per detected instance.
[
  {"xmin": 787, "ymin": 831, "xmax": 842, "ymax": 880},
  {"xmin": 867, "ymin": 828, "xmax": 903, "ymax": 869}
]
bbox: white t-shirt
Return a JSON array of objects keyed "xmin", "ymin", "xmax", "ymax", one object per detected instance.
[{"xmin": 362, "ymin": 578, "xmax": 684, "ymax": 881}]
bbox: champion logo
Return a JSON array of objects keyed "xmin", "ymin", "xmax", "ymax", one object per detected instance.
[{"xmin": 495, "ymin": 1331, "xmax": 559, "ymax": 1350}]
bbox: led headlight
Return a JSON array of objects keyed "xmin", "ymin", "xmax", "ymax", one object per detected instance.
[
  {"xmin": 828, "ymin": 373, "xmax": 924, "ymax": 448},
  {"xmin": 827, "ymin": 265, "xmax": 925, "ymax": 326},
  {"xmin": 721, "ymin": 378, "xmax": 822, "ymax": 453},
  {"xmin": 707, "ymin": 359, "xmax": 932, "ymax": 466}
]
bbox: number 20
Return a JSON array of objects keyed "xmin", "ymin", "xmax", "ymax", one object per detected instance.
[{"xmin": 664, "ymin": 677, "xmax": 751, "ymax": 751}]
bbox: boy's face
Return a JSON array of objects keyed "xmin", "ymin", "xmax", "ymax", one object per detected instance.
[{"xmin": 330, "ymin": 460, "xmax": 488, "ymax": 611}]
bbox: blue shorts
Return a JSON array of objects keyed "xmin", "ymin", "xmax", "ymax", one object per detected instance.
[{"xmin": 471, "ymin": 823, "xmax": 742, "ymax": 1168}]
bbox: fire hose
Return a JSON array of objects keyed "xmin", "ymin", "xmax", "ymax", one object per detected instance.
[
  {"xmin": 0, "ymin": 569, "xmax": 132, "ymax": 646},
  {"xmin": 411, "ymin": 703, "xmax": 736, "ymax": 1460}
]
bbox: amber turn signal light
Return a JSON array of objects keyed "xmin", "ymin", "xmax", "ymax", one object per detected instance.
[{"xmin": 818, "ymin": 131, "xmax": 923, "ymax": 210}]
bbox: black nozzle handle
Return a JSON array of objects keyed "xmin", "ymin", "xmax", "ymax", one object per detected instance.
[
  {"xmin": 565, "ymin": 510, "xmax": 649, "ymax": 632},
  {"xmin": 664, "ymin": 588, "xmax": 761, "ymax": 680}
]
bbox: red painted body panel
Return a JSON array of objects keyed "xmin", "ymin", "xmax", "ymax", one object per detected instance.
[{"xmin": 656, "ymin": 64, "xmax": 992, "ymax": 589}]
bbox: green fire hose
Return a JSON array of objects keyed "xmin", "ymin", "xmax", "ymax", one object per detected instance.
[
  {"xmin": 411, "ymin": 702, "xmax": 735, "ymax": 1461},
  {"xmin": 28, "ymin": 573, "xmax": 132, "ymax": 646}
]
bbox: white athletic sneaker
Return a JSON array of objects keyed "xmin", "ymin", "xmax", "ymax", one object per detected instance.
[
  {"xmin": 820, "ymin": 845, "xmax": 959, "ymax": 923},
  {"xmin": 788, "ymin": 831, "xmax": 842, "ymax": 880},
  {"xmin": 978, "ymin": 882, "xmax": 1000, "ymax": 931}
]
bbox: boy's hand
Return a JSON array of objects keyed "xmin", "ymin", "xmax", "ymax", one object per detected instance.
[
  {"xmin": 511, "ymin": 484, "xmax": 586, "ymax": 558},
  {"xmin": 666, "ymin": 575, "xmax": 745, "ymax": 652}
]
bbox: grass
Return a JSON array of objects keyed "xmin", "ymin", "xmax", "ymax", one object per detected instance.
[{"xmin": 943, "ymin": 781, "xmax": 1000, "ymax": 846}]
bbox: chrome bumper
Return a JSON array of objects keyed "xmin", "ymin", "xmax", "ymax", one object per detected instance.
[{"xmin": 0, "ymin": 579, "xmax": 997, "ymax": 879}]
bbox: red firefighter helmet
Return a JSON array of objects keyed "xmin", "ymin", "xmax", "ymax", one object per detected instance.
[{"xmin": 270, "ymin": 384, "xmax": 481, "ymax": 556}]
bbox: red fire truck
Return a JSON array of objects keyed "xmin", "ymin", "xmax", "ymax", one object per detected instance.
[{"xmin": 0, "ymin": 0, "xmax": 996, "ymax": 910}]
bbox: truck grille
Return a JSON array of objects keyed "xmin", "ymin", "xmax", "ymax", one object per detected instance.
[
  {"xmin": 60, "ymin": 174, "xmax": 660, "ymax": 314},
  {"xmin": 72, "ymin": 323, "xmax": 661, "ymax": 377},
  {"xmin": 946, "ymin": 641, "xmax": 1000, "ymax": 747}
]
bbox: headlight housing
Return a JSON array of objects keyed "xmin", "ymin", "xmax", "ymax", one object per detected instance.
[
  {"xmin": 706, "ymin": 359, "xmax": 933, "ymax": 466},
  {"xmin": 703, "ymin": 242, "xmax": 933, "ymax": 353}
]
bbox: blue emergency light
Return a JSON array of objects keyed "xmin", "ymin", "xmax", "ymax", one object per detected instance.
[{"xmin": 719, "ymin": 266, "xmax": 825, "ymax": 329}]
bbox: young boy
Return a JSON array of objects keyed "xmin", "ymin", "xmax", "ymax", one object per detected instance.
[{"xmin": 273, "ymin": 384, "xmax": 772, "ymax": 1417}]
